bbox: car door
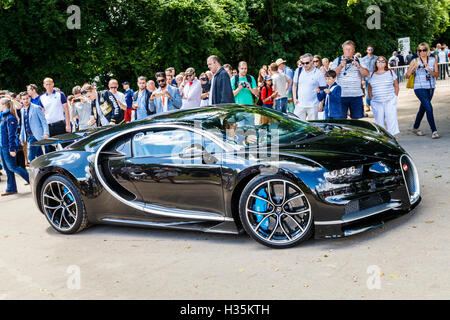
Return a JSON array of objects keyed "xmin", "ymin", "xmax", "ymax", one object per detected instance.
[{"xmin": 125, "ymin": 126, "xmax": 225, "ymax": 216}]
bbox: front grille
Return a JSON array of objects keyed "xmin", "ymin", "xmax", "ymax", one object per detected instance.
[
  {"xmin": 400, "ymin": 155, "xmax": 420, "ymax": 204},
  {"xmin": 345, "ymin": 192, "xmax": 391, "ymax": 215}
]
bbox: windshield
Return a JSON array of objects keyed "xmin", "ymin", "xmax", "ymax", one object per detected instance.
[{"xmin": 201, "ymin": 106, "xmax": 321, "ymax": 148}]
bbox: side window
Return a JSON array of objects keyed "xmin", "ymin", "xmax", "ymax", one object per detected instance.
[
  {"xmin": 203, "ymin": 137, "xmax": 222, "ymax": 155},
  {"xmin": 132, "ymin": 129, "xmax": 199, "ymax": 157}
]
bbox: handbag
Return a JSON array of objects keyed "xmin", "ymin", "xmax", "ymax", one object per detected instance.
[{"xmin": 406, "ymin": 59, "xmax": 417, "ymax": 89}]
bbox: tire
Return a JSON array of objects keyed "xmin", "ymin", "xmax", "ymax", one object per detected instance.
[
  {"xmin": 239, "ymin": 174, "xmax": 314, "ymax": 249},
  {"xmin": 40, "ymin": 174, "xmax": 89, "ymax": 234}
]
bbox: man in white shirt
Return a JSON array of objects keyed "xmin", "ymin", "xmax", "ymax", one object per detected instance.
[
  {"xmin": 108, "ymin": 79, "xmax": 127, "ymax": 112},
  {"xmin": 180, "ymin": 67, "xmax": 202, "ymax": 109},
  {"xmin": 270, "ymin": 62, "xmax": 292, "ymax": 113},
  {"xmin": 293, "ymin": 53, "xmax": 327, "ymax": 121}
]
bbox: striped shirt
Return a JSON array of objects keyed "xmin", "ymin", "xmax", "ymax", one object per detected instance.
[
  {"xmin": 413, "ymin": 56, "xmax": 436, "ymax": 90},
  {"xmin": 368, "ymin": 71, "xmax": 397, "ymax": 102},
  {"xmin": 332, "ymin": 56, "xmax": 367, "ymax": 97}
]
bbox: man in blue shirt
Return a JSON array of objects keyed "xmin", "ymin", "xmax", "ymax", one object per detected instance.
[
  {"xmin": 150, "ymin": 72, "xmax": 182, "ymax": 114},
  {"xmin": 27, "ymin": 84, "xmax": 41, "ymax": 107},
  {"xmin": 122, "ymin": 81, "xmax": 134, "ymax": 122},
  {"xmin": 132, "ymin": 76, "xmax": 153, "ymax": 121}
]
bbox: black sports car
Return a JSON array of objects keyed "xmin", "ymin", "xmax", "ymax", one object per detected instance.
[{"xmin": 30, "ymin": 105, "xmax": 420, "ymax": 248}]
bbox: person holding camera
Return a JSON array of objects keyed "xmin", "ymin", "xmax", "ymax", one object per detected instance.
[
  {"xmin": 405, "ymin": 42, "xmax": 439, "ymax": 139},
  {"xmin": 332, "ymin": 40, "xmax": 369, "ymax": 119},
  {"xmin": 231, "ymin": 61, "xmax": 258, "ymax": 105},
  {"xmin": 70, "ymin": 86, "xmax": 95, "ymax": 131},
  {"xmin": 199, "ymin": 73, "xmax": 211, "ymax": 107}
]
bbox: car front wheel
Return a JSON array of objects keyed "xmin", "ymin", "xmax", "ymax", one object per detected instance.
[
  {"xmin": 40, "ymin": 174, "xmax": 88, "ymax": 234},
  {"xmin": 239, "ymin": 175, "xmax": 314, "ymax": 248}
]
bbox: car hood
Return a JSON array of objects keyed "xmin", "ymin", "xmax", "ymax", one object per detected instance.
[{"xmin": 280, "ymin": 123, "xmax": 404, "ymax": 167}]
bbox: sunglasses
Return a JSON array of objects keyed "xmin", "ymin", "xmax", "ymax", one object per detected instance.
[
  {"xmin": 301, "ymin": 61, "xmax": 310, "ymax": 65},
  {"xmin": 81, "ymin": 90, "xmax": 88, "ymax": 95},
  {"xmin": 313, "ymin": 60, "xmax": 319, "ymax": 63},
  {"xmin": 376, "ymin": 60, "xmax": 386, "ymax": 63},
  {"xmin": 418, "ymin": 49, "xmax": 428, "ymax": 52},
  {"xmin": 156, "ymin": 79, "xmax": 166, "ymax": 83}
]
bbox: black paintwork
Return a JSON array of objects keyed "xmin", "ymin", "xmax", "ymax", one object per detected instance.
[{"xmin": 30, "ymin": 105, "xmax": 420, "ymax": 238}]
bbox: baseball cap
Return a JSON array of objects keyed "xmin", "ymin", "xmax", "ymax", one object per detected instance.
[{"xmin": 264, "ymin": 75, "xmax": 272, "ymax": 81}]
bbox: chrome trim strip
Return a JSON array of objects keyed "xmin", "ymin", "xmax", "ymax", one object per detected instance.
[
  {"xmin": 102, "ymin": 218, "xmax": 202, "ymax": 227},
  {"xmin": 399, "ymin": 154, "xmax": 420, "ymax": 205},
  {"xmin": 94, "ymin": 124, "xmax": 233, "ymax": 222},
  {"xmin": 314, "ymin": 200, "xmax": 402, "ymax": 225}
]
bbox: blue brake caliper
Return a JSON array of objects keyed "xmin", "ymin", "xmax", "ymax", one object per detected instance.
[
  {"xmin": 63, "ymin": 187, "xmax": 74, "ymax": 204},
  {"xmin": 253, "ymin": 188, "xmax": 269, "ymax": 231}
]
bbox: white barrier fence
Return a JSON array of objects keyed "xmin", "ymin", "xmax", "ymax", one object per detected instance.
[{"xmin": 390, "ymin": 62, "xmax": 450, "ymax": 85}]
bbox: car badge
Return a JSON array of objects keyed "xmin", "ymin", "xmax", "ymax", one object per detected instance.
[{"xmin": 403, "ymin": 164, "xmax": 408, "ymax": 171}]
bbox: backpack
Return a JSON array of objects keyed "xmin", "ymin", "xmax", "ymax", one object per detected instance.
[{"xmin": 256, "ymin": 85, "xmax": 269, "ymax": 106}]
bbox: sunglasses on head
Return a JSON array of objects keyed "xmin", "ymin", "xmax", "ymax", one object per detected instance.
[{"xmin": 81, "ymin": 90, "xmax": 88, "ymax": 95}]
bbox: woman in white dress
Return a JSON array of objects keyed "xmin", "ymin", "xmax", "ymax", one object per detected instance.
[{"xmin": 368, "ymin": 56, "xmax": 400, "ymax": 136}]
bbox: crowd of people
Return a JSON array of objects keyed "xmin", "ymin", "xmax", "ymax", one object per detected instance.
[{"xmin": 0, "ymin": 39, "xmax": 447, "ymax": 195}]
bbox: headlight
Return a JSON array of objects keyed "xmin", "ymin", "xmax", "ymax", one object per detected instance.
[{"xmin": 324, "ymin": 165, "xmax": 363, "ymax": 182}]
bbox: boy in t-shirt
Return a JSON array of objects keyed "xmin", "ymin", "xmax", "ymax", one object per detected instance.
[{"xmin": 316, "ymin": 70, "xmax": 345, "ymax": 120}]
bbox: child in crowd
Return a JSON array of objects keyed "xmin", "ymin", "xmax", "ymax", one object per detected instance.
[
  {"xmin": 260, "ymin": 75, "xmax": 277, "ymax": 109},
  {"xmin": 316, "ymin": 70, "xmax": 345, "ymax": 120}
]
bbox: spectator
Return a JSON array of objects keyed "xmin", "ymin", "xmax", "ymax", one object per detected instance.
[
  {"xmin": 223, "ymin": 64, "xmax": 233, "ymax": 78},
  {"xmin": 150, "ymin": 72, "xmax": 182, "ymax": 114},
  {"xmin": 199, "ymin": 73, "xmax": 211, "ymax": 107},
  {"xmin": 81, "ymin": 83, "xmax": 124, "ymax": 127},
  {"xmin": 108, "ymin": 79, "xmax": 127, "ymax": 112},
  {"xmin": 132, "ymin": 76, "xmax": 153, "ymax": 121},
  {"xmin": 436, "ymin": 43, "xmax": 449, "ymax": 79},
  {"xmin": 293, "ymin": 53, "xmax": 327, "ymax": 121},
  {"xmin": 276, "ymin": 58, "xmax": 295, "ymax": 113},
  {"xmin": 316, "ymin": 70, "xmax": 344, "ymax": 120},
  {"xmin": 19, "ymin": 92, "xmax": 49, "ymax": 162},
  {"xmin": 180, "ymin": 67, "xmax": 202, "ymax": 109},
  {"xmin": 12, "ymin": 98, "xmax": 26, "ymax": 167},
  {"xmin": 361, "ymin": 45, "xmax": 378, "ymax": 112},
  {"xmin": 388, "ymin": 52, "xmax": 399, "ymax": 68},
  {"xmin": 70, "ymin": 86, "xmax": 95, "ymax": 131},
  {"xmin": 332, "ymin": 40, "xmax": 369, "ymax": 119},
  {"xmin": 260, "ymin": 75, "xmax": 276, "ymax": 109},
  {"xmin": 406, "ymin": 51, "xmax": 414, "ymax": 65},
  {"xmin": 165, "ymin": 67, "xmax": 177, "ymax": 87},
  {"xmin": 232, "ymin": 69, "xmax": 238, "ymax": 76},
  {"xmin": 368, "ymin": 56, "xmax": 400, "ymax": 136},
  {"xmin": 405, "ymin": 42, "xmax": 440, "ymax": 139},
  {"xmin": 146, "ymin": 80, "xmax": 156, "ymax": 92},
  {"xmin": 206, "ymin": 70, "xmax": 213, "ymax": 81},
  {"xmin": 206, "ymin": 55, "xmax": 235, "ymax": 105},
  {"xmin": 0, "ymin": 97, "xmax": 30, "ymax": 196},
  {"xmin": 322, "ymin": 58, "xmax": 330, "ymax": 73},
  {"xmin": 231, "ymin": 61, "xmax": 258, "ymax": 105},
  {"xmin": 26, "ymin": 84, "xmax": 41, "ymax": 106},
  {"xmin": 270, "ymin": 62, "xmax": 291, "ymax": 113},
  {"xmin": 257, "ymin": 66, "xmax": 269, "ymax": 88},
  {"xmin": 39, "ymin": 78, "xmax": 71, "ymax": 139},
  {"xmin": 122, "ymin": 82, "xmax": 134, "ymax": 123},
  {"xmin": 175, "ymin": 74, "xmax": 184, "ymax": 88}
]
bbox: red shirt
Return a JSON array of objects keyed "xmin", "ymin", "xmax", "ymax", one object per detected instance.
[{"xmin": 261, "ymin": 86, "xmax": 274, "ymax": 105}]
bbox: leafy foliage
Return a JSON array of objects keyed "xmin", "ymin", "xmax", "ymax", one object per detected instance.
[{"xmin": 0, "ymin": 0, "xmax": 448, "ymax": 94}]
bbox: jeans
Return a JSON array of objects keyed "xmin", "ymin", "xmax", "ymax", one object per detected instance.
[
  {"xmin": 27, "ymin": 136, "xmax": 44, "ymax": 163},
  {"xmin": 0, "ymin": 148, "xmax": 30, "ymax": 193},
  {"xmin": 275, "ymin": 97, "xmax": 288, "ymax": 113},
  {"xmin": 413, "ymin": 88, "xmax": 436, "ymax": 132}
]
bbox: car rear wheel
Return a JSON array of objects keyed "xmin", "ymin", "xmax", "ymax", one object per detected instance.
[
  {"xmin": 239, "ymin": 175, "xmax": 313, "ymax": 249},
  {"xmin": 40, "ymin": 174, "xmax": 88, "ymax": 234}
]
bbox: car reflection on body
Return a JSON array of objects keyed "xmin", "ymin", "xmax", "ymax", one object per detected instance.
[{"xmin": 30, "ymin": 105, "xmax": 420, "ymax": 248}]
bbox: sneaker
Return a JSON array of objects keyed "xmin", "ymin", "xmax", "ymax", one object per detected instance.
[
  {"xmin": 1, "ymin": 192, "xmax": 17, "ymax": 196},
  {"xmin": 432, "ymin": 131, "xmax": 440, "ymax": 139},
  {"xmin": 412, "ymin": 128, "xmax": 425, "ymax": 136}
]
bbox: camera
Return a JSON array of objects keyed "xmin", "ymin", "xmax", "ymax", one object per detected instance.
[
  {"xmin": 240, "ymin": 82, "xmax": 248, "ymax": 88},
  {"xmin": 345, "ymin": 58, "xmax": 353, "ymax": 65},
  {"xmin": 73, "ymin": 98, "xmax": 81, "ymax": 103},
  {"xmin": 418, "ymin": 64, "xmax": 426, "ymax": 69}
]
